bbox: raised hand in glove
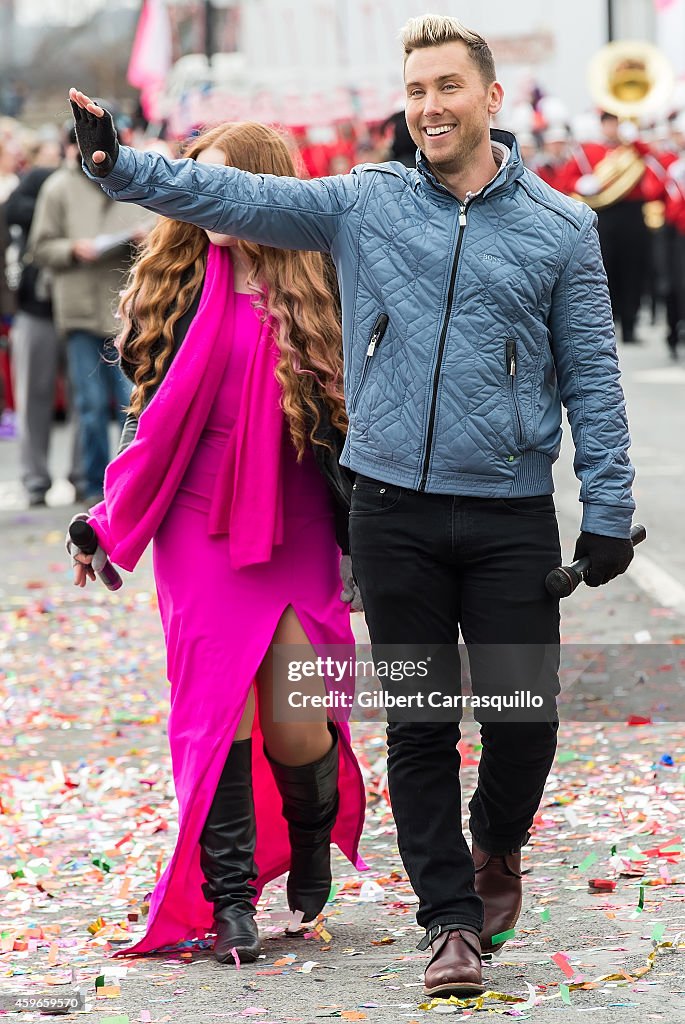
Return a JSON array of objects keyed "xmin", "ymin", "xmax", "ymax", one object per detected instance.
[
  {"xmin": 340, "ymin": 554, "xmax": 364, "ymax": 612},
  {"xmin": 573, "ymin": 531, "xmax": 634, "ymax": 587},
  {"xmin": 68, "ymin": 88, "xmax": 119, "ymax": 177}
]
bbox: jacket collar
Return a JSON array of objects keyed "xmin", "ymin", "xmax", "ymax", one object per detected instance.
[{"xmin": 416, "ymin": 128, "xmax": 523, "ymax": 202}]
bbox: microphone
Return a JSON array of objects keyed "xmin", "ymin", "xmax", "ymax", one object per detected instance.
[
  {"xmin": 68, "ymin": 519, "xmax": 123, "ymax": 592},
  {"xmin": 545, "ymin": 523, "xmax": 646, "ymax": 599}
]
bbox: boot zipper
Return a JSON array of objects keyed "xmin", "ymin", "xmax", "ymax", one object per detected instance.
[
  {"xmin": 419, "ymin": 204, "xmax": 467, "ymax": 491},
  {"xmin": 506, "ymin": 339, "xmax": 524, "ymax": 447},
  {"xmin": 350, "ymin": 312, "xmax": 389, "ymax": 414}
]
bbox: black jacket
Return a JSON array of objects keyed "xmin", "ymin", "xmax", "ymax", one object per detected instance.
[
  {"xmin": 5, "ymin": 167, "xmax": 55, "ymax": 319},
  {"xmin": 118, "ymin": 286, "xmax": 353, "ymax": 553}
]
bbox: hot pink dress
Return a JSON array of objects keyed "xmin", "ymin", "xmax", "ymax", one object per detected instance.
[{"xmin": 117, "ymin": 292, "xmax": 365, "ymax": 956}]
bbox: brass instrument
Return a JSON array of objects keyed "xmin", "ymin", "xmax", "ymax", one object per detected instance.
[{"xmin": 572, "ymin": 41, "xmax": 675, "ymax": 210}]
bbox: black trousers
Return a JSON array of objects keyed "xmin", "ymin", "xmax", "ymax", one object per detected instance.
[
  {"xmin": 674, "ymin": 230, "xmax": 685, "ymax": 353},
  {"xmin": 597, "ymin": 201, "xmax": 649, "ymax": 342},
  {"xmin": 349, "ymin": 476, "xmax": 561, "ymax": 936}
]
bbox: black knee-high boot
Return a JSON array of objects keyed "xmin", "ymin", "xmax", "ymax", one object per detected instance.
[
  {"xmin": 266, "ymin": 724, "xmax": 339, "ymax": 922},
  {"xmin": 199, "ymin": 738, "xmax": 261, "ymax": 963}
]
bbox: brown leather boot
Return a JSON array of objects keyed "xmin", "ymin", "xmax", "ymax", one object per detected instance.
[
  {"xmin": 423, "ymin": 929, "xmax": 484, "ymax": 998},
  {"xmin": 472, "ymin": 841, "xmax": 523, "ymax": 954}
]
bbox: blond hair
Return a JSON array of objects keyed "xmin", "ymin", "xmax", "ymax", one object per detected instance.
[
  {"xmin": 400, "ymin": 14, "xmax": 496, "ymax": 85},
  {"xmin": 118, "ymin": 121, "xmax": 346, "ymax": 459}
]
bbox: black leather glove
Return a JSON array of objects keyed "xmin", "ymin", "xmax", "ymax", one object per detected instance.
[
  {"xmin": 70, "ymin": 98, "xmax": 119, "ymax": 178},
  {"xmin": 573, "ymin": 531, "xmax": 634, "ymax": 587}
]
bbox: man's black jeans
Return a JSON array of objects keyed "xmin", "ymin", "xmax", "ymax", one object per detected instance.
[{"xmin": 349, "ymin": 475, "xmax": 562, "ymax": 940}]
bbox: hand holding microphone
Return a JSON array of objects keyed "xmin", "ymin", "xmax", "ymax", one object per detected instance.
[
  {"xmin": 66, "ymin": 514, "xmax": 122, "ymax": 591},
  {"xmin": 545, "ymin": 523, "xmax": 646, "ymax": 598}
]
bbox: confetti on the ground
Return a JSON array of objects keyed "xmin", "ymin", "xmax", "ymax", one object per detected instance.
[
  {"xmin": 550, "ymin": 952, "xmax": 576, "ymax": 978},
  {"xmin": 3, "ymin": 517, "xmax": 685, "ymax": 1021}
]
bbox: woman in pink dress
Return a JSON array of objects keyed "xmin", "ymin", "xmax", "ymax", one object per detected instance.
[{"xmin": 68, "ymin": 123, "xmax": 366, "ymax": 964}]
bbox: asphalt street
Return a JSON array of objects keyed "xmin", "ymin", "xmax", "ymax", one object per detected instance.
[{"xmin": 1, "ymin": 317, "xmax": 684, "ymax": 1023}]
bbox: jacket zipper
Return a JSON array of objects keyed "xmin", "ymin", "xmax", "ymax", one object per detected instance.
[
  {"xmin": 419, "ymin": 203, "xmax": 467, "ymax": 491},
  {"xmin": 506, "ymin": 339, "xmax": 524, "ymax": 447},
  {"xmin": 350, "ymin": 312, "xmax": 389, "ymax": 414}
]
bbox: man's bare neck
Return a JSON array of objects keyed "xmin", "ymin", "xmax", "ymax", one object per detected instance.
[{"xmin": 431, "ymin": 153, "xmax": 499, "ymax": 203}]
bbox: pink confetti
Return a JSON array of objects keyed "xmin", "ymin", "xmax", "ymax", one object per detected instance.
[{"xmin": 551, "ymin": 952, "xmax": 576, "ymax": 978}]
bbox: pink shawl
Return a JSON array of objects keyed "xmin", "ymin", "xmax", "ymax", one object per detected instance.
[{"xmin": 88, "ymin": 244, "xmax": 284, "ymax": 569}]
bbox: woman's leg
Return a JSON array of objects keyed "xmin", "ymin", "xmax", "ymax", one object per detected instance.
[
  {"xmin": 199, "ymin": 687, "xmax": 259, "ymax": 963},
  {"xmin": 199, "ymin": 739, "xmax": 261, "ymax": 962},
  {"xmin": 256, "ymin": 605, "xmax": 331, "ymax": 765},
  {"xmin": 234, "ymin": 686, "xmax": 255, "ymax": 740},
  {"xmin": 256, "ymin": 606, "xmax": 339, "ymax": 922}
]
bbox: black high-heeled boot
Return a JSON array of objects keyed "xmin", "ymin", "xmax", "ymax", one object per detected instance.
[
  {"xmin": 266, "ymin": 724, "xmax": 339, "ymax": 922},
  {"xmin": 199, "ymin": 738, "xmax": 261, "ymax": 963}
]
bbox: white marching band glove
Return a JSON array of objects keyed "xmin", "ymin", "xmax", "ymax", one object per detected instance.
[{"xmin": 575, "ymin": 173, "xmax": 602, "ymax": 197}]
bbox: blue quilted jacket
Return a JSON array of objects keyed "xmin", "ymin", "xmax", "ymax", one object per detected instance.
[{"xmin": 93, "ymin": 129, "xmax": 634, "ymax": 537}]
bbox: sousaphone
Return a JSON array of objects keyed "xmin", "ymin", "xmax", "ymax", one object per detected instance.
[{"xmin": 572, "ymin": 41, "xmax": 675, "ymax": 210}]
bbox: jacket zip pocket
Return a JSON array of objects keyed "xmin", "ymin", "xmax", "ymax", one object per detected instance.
[
  {"xmin": 350, "ymin": 312, "xmax": 389, "ymax": 414},
  {"xmin": 506, "ymin": 339, "xmax": 524, "ymax": 448}
]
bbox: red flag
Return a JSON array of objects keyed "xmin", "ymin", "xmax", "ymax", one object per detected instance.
[{"xmin": 127, "ymin": 0, "xmax": 172, "ymax": 120}]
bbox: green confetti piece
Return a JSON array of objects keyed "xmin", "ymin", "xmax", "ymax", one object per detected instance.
[
  {"xmin": 95, "ymin": 975, "xmax": 105, "ymax": 988},
  {"xmin": 659, "ymin": 844, "xmax": 682, "ymax": 853},
  {"xmin": 638, "ymin": 885, "xmax": 645, "ymax": 910},
  {"xmin": 92, "ymin": 857, "xmax": 111, "ymax": 873},
  {"xmin": 576, "ymin": 852, "xmax": 598, "ymax": 872},
  {"xmin": 651, "ymin": 923, "xmax": 665, "ymax": 942},
  {"xmin": 327, "ymin": 883, "xmax": 340, "ymax": 902},
  {"xmin": 556, "ymin": 751, "xmax": 578, "ymax": 763},
  {"xmin": 611, "ymin": 845, "xmax": 617, "ymax": 856},
  {"xmin": 560, "ymin": 984, "xmax": 572, "ymax": 1005},
  {"xmin": 539, "ymin": 908, "xmax": 551, "ymax": 923},
  {"xmin": 490, "ymin": 927, "xmax": 516, "ymax": 945},
  {"xmin": 100, "ymin": 1017, "xmax": 129, "ymax": 1024}
]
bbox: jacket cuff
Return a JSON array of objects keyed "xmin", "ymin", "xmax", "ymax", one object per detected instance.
[
  {"xmin": 580, "ymin": 502, "xmax": 634, "ymax": 539},
  {"xmin": 81, "ymin": 146, "xmax": 137, "ymax": 192}
]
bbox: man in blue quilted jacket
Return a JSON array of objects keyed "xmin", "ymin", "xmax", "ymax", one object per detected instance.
[{"xmin": 69, "ymin": 13, "xmax": 636, "ymax": 999}]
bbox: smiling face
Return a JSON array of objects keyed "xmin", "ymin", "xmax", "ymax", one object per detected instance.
[{"xmin": 404, "ymin": 41, "xmax": 503, "ymax": 176}]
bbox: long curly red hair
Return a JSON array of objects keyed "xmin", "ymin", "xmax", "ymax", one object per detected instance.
[{"xmin": 117, "ymin": 122, "xmax": 346, "ymax": 457}]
